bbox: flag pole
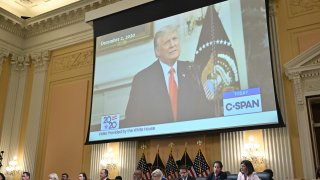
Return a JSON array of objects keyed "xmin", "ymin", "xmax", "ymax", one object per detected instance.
[
  {"xmin": 197, "ymin": 140, "xmax": 202, "ymax": 176},
  {"xmin": 184, "ymin": 142, "xmax": 187, "ymax": 166},
  {"xmin": 157, "ymin": 144, "xmax": 159, "ymax": 168}
]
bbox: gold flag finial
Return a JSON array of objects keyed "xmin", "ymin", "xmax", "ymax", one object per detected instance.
[
  {"xmin": 197, "ymin": 140, "xmax": 202, "ymax": 146},
  {"xmin": 141, "ymin": 144, "xmax": 147, "ymax": 150},
  {"xmin": 169, "ymin": 142, "xmax": 175, "ymax": 148}
]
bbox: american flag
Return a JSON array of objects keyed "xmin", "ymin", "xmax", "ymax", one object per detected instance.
[
  {"xmin": 152, "ymin": 151, "xmax": 165, "ymax": 174},
  {"xmin": 180, "ymin": 150, "xmax": 196, "ymax": 177},
  {"xmin": 193, "ymin": 149, "xmax": 210, "ymax": 177},
  {"xmin": 137, "ymin": 153, "xmax": 151, "ymax": 180},
  {"xmin": 165, "ymin": 152, "xmax": 179, "ymax": 179}
]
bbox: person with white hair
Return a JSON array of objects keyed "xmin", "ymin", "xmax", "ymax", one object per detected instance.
[
  {"xmin": 49, "ymin": 173, "xmax": 59, "ymax": 180},
  {"xmin": 151, "ymin": 169, "xmax": 166, "ymax": 180}
]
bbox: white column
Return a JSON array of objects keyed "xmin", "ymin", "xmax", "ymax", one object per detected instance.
[
  {"xmin": 220, "ymin": 131, "xmax": 243, "ymax": 173},
  {"xmin": 292, "ymin": 73, "xmax": 315, "ymax": 179},
  {"xmin": 22, "ymin": 51, "xmax": 49, "ymax": 175},
  {"xmin": 0, "ymin": 48, "xmax": 9, "ymax": 76},
  {"xmin": 0, "ymin": 53, "xmax": 29, "ymax": 170},
  {"xmin": 118, "ymin": 141, "xmax": 137, "ymax": 180}
]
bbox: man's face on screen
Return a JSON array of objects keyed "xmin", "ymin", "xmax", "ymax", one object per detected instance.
[{"xmin": 155, "ymin": 31, "xmax": 180, "ymax": 66}]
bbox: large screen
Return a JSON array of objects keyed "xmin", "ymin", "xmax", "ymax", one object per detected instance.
[{"xmin": 87, "ymin": 0, "xmax": 283, "ymax": 143}]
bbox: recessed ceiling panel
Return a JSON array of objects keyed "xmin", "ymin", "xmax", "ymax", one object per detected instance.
[{"xmin": 0, "ymin": 0, "xmax": 81, "ymax": 18}]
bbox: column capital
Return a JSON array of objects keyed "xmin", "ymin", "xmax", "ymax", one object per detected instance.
[
  {"xmin": 0, "ymin": 48, "xmax": 11, "ymax": 74},
  {"xmin": 30, "ymin": 50, "xmax": 50, "ymax": 72},
  {"xmin": 10, "ymin": 53, "xmax": 30, "ymax": 72}
]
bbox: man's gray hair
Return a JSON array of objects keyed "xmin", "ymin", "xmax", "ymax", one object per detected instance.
[{"xmin": 153, "ymin": 25, "xmax": 179, "ymax": 49}]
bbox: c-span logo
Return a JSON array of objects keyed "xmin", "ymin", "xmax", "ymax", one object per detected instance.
[
  {"xmin": 223, "ymin": 87, "xmax": 262, "ymax": 116},
  {"xmin": 101, "ymin": 114, "xmax": 120, "ymax": 131}
]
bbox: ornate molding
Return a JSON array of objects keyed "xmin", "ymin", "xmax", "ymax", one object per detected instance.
[
  {"xmin": 311, "ymin": 56, "xmax": 320, "ymax": 65},
  {"xmin": 0, "ymin": 14, "xmax": 25, "ymax": 38},
  {"xmin": 0, "ymin": 0, "xmax": 122, "ymax": 38},
  {"xmin": 268, "ymin": 0, "xmax": 278, "ymax": 17},
  {"xmin": 52, "ymin": 49, "xmax": 93, "ymax": 74},
  {"xmin": 30, "ymin": 51, "xmax": 50, "ymax": 72},
  {"xmin": 24, "ymin": 9, "xmax": 85, "ymax": 38},
  {"xmin": 289, "ymin": 0, "xmax": 320, "ymax": 16},
  {"xmin": 0, "ymin": 8, "xmax": 25, "ymax": 38},
  {"xmin": 10, "ymin": 54, "xmax": 30, "ymax": 71},
  {"xmin": 291, "ymin": 72, "xmax": 304, "ymax": 105},
  {"xmin": 301, "ymin": 69, "xmax": 320, "ymax": 79},
  {"xmin": 305, "ymin": 78, "xmax": 320, "ymax": 92}
]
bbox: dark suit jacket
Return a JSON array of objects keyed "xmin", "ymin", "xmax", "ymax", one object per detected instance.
[
  {"xmin": 206, "ymin": 172, "xmax": 227, "ymax": 180},
  {"xmin": 122, "ymin": 60, "xmax": 213, "ymax": 127}
]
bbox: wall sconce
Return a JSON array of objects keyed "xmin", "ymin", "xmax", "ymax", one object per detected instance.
[
  {"xmin": 5, "ymin": 156, "xmax": 21, "ymax": 175},
  {"xmin": 0, "ymin": 151, "xmax": 4, "ymax": 169},
  {"xmin": 242, "ymin": 135, "xmax": 265, "ymax": 165},
  {"xmin": 100, "ymin": 148, "xmax": 118, "ymax": 169}
]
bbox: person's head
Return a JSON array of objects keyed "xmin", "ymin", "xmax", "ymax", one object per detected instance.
[
  {"xmin": 263, "ymin": 169, "xmax": 273, "ymax": 178},
  {"xmin": 49, "ymin": 173, "xmax": 59, "ymax": 180},
  {"xmin": 115, "ymin": 176, "xmax": 122, "ymax": 180},
  {"xmin": 151, "ymin": 169, "xmax": 163, "ymax": 180},
  {"xmin": 100, "ymin": 169, "xmax": 108, "ymax": 179},
  {"xmin": 213, "ymin": 161, "xmax": 223, "ymax": 175},
  {"xmin": 133, "ymin": 169, "xmax": 143, "ymax": 180},
  {"xmin": 239, "ymin": 160, "xmax": 255, "ymax": 176},
  {"xmin": 22, "ymin": 172, "xmax": 30, "ymax": 180},
  {"xmin": 0, "ymin": 173, "xmax": 5, "ymax": 180},
  {"xmin": 78, "ymin": 172, "xmax": 87, "ymax": 180},
  {"xmin": 179, "ymin": 165, "xmax": 189, "ymax": 178},
  {"xmin": 61, "ymin": 173, "xmax": 69, "ymax": 180},
  {"xmin": 154, "ymin": 25, "xmax": 180, "ymax": 66}
]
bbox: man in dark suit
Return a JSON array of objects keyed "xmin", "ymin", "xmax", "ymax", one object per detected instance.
[
  {"xmin": 178, "ymin": 165, "xmax": 196, "ymax": 180},
  {"xmin": 100, "ymin": 169, "xmax": 110, "ymax": 180},
  {"xmin": 123, "ymin": 25, "xmax": 212, "ymax": 127}
]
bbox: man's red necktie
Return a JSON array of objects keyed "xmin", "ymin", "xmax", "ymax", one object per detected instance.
[{"xmin": 169, "ymin": 67, "xmax": 178, "ymax": 120}]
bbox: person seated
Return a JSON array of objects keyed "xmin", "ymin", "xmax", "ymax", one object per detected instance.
[
  {"xmin": 49, "ymin": 173, "xmax": 59, "ymax": 180},
  {"xmin": 178, "ymin": 165, "xmax": 195, "ymax": 180},
  {"xmin": 133, "ymin": 169, "xmax": 144, "ymax": 180},
  {"xmin": 207, "ymin": 161, "xmax": 227, "ymax": 180},
  {"xmin": 263, "ymin": 169, "xmax": 273, "ymax": 180},
  {"xmin": 0, "ymin": 173, "xmax": 5, "ymax": 180},
  {"xmin": 78, "ymin": 172, "xmax": 87, "ymax": 180},
  {"xmin": 237, "ymin": 160, "xmax": 260, "ymax": 180},
  {"xmin": 115, "ymin": 176, "xmax": 122, "ymax": 180},
  {"xmin": 61, "ymin": 173, "xmax": 69, "ymax": 180},
  {"xmin": 151, "ymin": 169, "xmax": 166, "ymax": 180}
]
